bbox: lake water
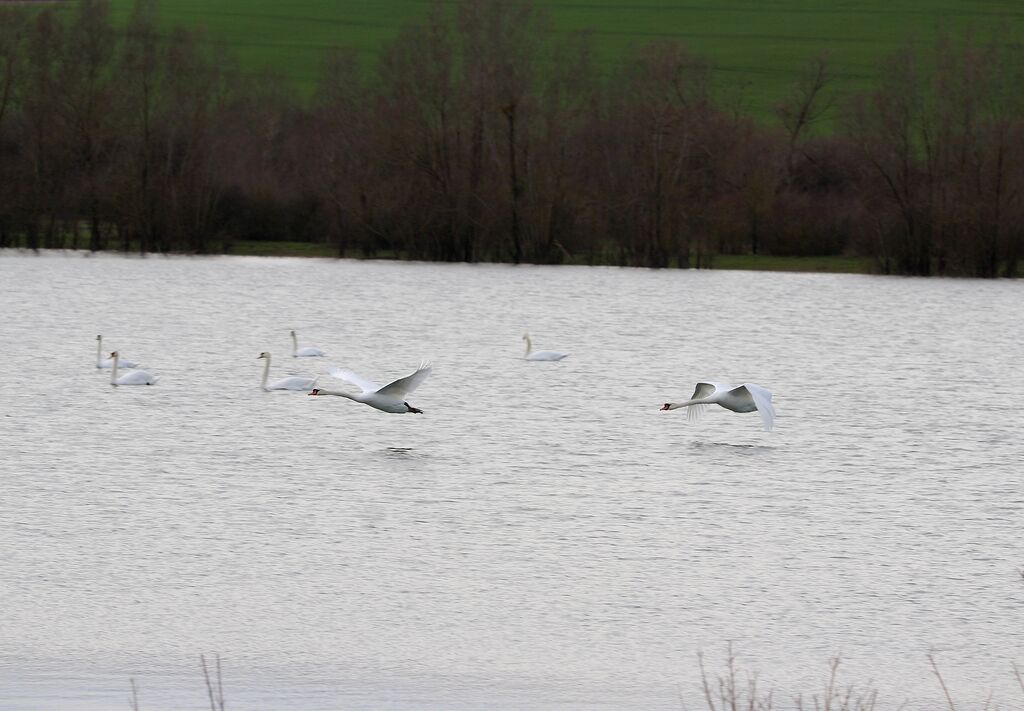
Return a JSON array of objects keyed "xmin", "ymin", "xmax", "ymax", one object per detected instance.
[{"xmin": 1, "ymin": 251, "xmax": 1022, "ymax": 710}]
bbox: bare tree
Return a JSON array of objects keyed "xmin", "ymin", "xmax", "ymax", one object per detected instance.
[
  {"xmin": 60, "ymin": 0, "xmax": 118, "ymax": 251},
  {"xmin": 18, "ymin": 8, "xmax": 68, "ymax": 251},
  {"xmin": 776, "ymin": 53, "xmax": 834, "ymax": 178},
  {"xmin": 604, "ymin": 40, "xmax": 714, "ymax": 267},
  {"xmin": 376, "ymin": 3, "xmax": 460, "ymax": 259},
  {"xmin": 0, "ymin": 8, "xmax": 24, "ymax": 130},
  {"xmin": 0, "ymin": 0, "xmax": 1019, "ymax": 275},
  {"xmin": 457, "ymin": 0, "xmax": 545, "ymax": 263},
  {"xmin": 848, "ymin": 46, "xmax": 934, "ymax": 275},
  {"xmin": 117, "ymin": 0, "xmax": 164, "ymax": 252},
  {"xmin": 159, "ymin": 27, "xmax": 230, "ymax": 253},
  {"xmin": 308, "ymin": 47, "xmax": 372, "ymax": 256},
  {"xmin": 849, "ymin": 32, "xmax": 1024, "ymax": 277},
  {"xmin": 0, "ymin": 8, "xmax": 28, "ymax": 247}
]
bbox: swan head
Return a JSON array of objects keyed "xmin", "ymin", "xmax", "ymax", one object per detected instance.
[
  {"xmin": 257, "ymin": 352, "xmax": 269, "ymax": 359},
  {"xmin": 290, "ymin": 330, "xmax": 296, "ymax": 336},
  {"xmin": 660, "ymin": 403, "xmax": 672, "ymax": 411},
  {"xmin": 110, "ymin": 351, "xmax": 119, "ymax": 358},
  {"xmin": 96, "ymin": 335, "xmax": 101, "ymax": 341},
  {"xmin": 308, "ymin": 388, "xmax": 321, "ymax": 396}
]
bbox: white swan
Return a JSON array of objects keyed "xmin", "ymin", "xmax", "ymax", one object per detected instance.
[
  {"xmin": 310, "ymin": 363, "xmax": 432, "ymax": 413},
  {"xmin": 522, "ymin": 332, "xmax": 568, "ymax": 361},
  {"xmin": 96, "ymin": 335, "xmax": 138, "ymax": 369},
  {"xmin": 109, "ymin": 351, "xmax": 158, "ymax": 386},
  {"xmin": 291, "ymin": 330, "xmax": 326, "ymax": 357},
  {"xmin": 258, "ymin": 352, "xmax": 318, "ymax": 391},
  {"xmin": 661, "ymin": 382, "xmax": 776, "ymax": 431}
]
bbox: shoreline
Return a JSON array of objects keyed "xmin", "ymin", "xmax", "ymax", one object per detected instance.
[{"xmin": 1, "ymin": 243, "xmax": 877, "ymax": 276}]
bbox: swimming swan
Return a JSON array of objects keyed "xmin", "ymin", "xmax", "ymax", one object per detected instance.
[
  {"xmin": 522, "ymin": 332, "xmax": 568, "ymax": 361},
  {"xmin": 661, "ymin": 382, "xmax": 775, "ymax": 431},
  {"xmin": 257, "ymin": 352, "xmax": 318, "ymax": 391},
  {"xmin": 310, "ymin": 363, "xmax": 432, "ymax": 413},
  {"xmin": 96, "ymin": 335, "xmax": 138, "ymax": 369},
  {"xmin": 109, "ymin": 351, "xmax": 158, "ymax": 386},
  {"xmin": 291, "ymin": 330, "xmax": 326, "ymax": 357}
]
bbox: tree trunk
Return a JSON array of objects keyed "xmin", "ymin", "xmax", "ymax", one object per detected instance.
[{"xmin": 504, "ymin": 103, "xmax": 522, "ymax": 264}]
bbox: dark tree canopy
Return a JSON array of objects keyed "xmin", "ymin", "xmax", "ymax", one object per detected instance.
[{"xmin": 0, "ymin": 0, "xmax": 1021, "ymax": 277}]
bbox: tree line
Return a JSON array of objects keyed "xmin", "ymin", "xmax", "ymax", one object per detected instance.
[{"xmin": 0, "ymin": 0, "xmax": 1022, "ymax": 276}]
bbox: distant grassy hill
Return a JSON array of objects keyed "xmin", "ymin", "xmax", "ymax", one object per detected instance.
[{"xmin": 106, "ymin": 0, "xmax": 1023, "ymax": 117}]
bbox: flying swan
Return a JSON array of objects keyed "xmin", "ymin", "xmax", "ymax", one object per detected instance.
[
  {"xmin": 291, "ymin": 330, "xmax": 326, "ymax": 357},
  {"xmin": 309, "ymin": 363, "xmax": 432, "ymax": 413},
  {"xmin": 661, "ymin": 382, "xmax": 776, "ymax": 430},
  {"xmin": 257, "ymin": 352, "xmax": 318, "ymax": 391},
  {"xmin": 522, "ymin": 332, "xmax": 568, "ymax": 361},
  {"xmin": 109, "ymin": 351, "xmax": 159, "ymax": 386},
  {"xmin": 96, "ymin": 335, "xmax": 138, "ymax": 369}
]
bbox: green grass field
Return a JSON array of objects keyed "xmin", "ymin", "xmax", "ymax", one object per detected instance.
[{"xmin": 104, "ymin": 0, "xmax": 1023, "ymax": 117}]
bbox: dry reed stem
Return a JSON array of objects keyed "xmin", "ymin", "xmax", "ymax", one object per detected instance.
[
  {"xmin": 699, "ymin": 648, "xmax": 881, "ymax": 711},
  {"xmin": 200, "ymin": 653, "xmax": 226, "ymax": 711},
  {"xmin": 927, "ymin": 653, "xmax": 956, "ymax": 711},
  {"xmin": 1013, "ymin": 661, "xmax": 1024, "ymax": 698}
]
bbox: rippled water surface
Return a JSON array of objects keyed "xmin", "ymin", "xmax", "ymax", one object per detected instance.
[{"xmin": 1, "ymin": 251, "xmax": 1023, "ymax": 710}]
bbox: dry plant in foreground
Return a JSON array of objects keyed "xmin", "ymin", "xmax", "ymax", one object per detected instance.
[
  {"xmin": 126, "ymin": 654, "xmax": 226, "ymax": 710},
  {"xmin": 697, "ymin": 644, "xmax": 877, "ymax": 711},
  {"xmin": 200, "ymin": 653, "xmax": 226, "ymax": 711}
]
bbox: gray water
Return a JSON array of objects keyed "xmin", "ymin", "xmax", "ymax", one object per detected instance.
[{"xmin": 1, "ymin": 251, "xmax": 1022, "ymax": 711}]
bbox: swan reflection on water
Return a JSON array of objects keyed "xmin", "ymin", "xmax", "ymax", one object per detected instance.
[{"xmin": 689, "ymin": 441, "xmax": 776, "ymax": 454}]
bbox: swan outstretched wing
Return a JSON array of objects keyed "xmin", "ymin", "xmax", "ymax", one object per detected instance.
[
  {"xmin": 687, "ymin": 404, "xmax": 710, "ymax": 423},
  {"xmin": 377, "ymin": 363, "xmax": 432, "ymax": 398},
  {"xmin": 736, "ymin": 383, "xmax": 776, "ymax": 431},
  {"xmin": 680, "ymin": 382, "xmax": 724, "ymax": 421},
  {"xmin": 691, "ymin": 382, "xmax": 725, "ymax": 400},
  {"xmin": 327, "ymin": 367, "xmax": 380, "ymax": 393}
]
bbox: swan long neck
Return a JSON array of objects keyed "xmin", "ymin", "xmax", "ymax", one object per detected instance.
[
  {"xmin": 260, "ymin": 356, "xmax": 271, "ymax": 390},
  {"xmin": 523, "ymin": 334, "xmax": 532, "ymax": 356},
  {"xmin": 291, "ymin": 332, "xmax": 298, "ymax": 357},
  {"xmin": 110, "ymin": 353, "xmax": 118, "ymax": 385},
  {"xmin": 667, "ymin": 398, "xmax": 704, "ymax": 410},
  {"xmin": 317, "ymin": 389, "xmax": 357, "ymax": 401},
  {"xmin": 96, "ymin": 336, "xmax": 102, "ymax": 366}
]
